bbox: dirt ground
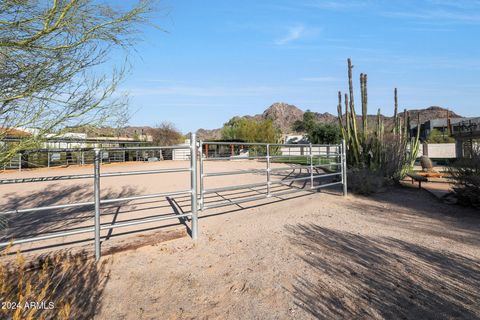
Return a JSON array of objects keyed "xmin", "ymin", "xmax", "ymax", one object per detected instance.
[
  {"xmin": 1, "ymin": 162, "xmax": 480, "ymax": 319},
  {"xmin": 1, "ymin": 160, "xmax": 330, "ymax": 254}
]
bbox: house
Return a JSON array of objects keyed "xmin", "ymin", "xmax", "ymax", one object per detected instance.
[
  {"xmin": 452, "ymin": 117, "xmax": 480, "ymax": 158},
  {"xmin": 411, "ymin": 118, "xmax": 467, "ymax": 141}
]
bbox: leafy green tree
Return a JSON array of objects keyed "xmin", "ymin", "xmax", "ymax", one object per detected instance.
[
  {"xmin": 426, "ymin": 129, "xmax": 455, "ymax": 143},
  {"xmin": 307, "ymin": 123, "xmax": 342, "ymax": 144},
  {"xmin": 221, "ymin": 118, "xmax": 280, "ymax": 143},
  {"xmin": 292, "ymin": 110, "xmax": 316, "ymax": 133}
]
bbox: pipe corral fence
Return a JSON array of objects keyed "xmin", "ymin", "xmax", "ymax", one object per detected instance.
[{"xmin": 0, "ymin": 134, "xmax": 347, "ymax": 260}]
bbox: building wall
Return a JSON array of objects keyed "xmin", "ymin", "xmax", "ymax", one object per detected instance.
[{"xmin": 422, "ymin": 143, "xmax": 456, "ymax": 158}]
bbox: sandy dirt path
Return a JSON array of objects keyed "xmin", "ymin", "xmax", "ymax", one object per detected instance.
[
  {"xmin": 93, "ymin": 188, "xmax": 480, "ymax": 320},
  {"xmin": 1, "ymin": 162, "xmax": 479, "ymax": 319}
]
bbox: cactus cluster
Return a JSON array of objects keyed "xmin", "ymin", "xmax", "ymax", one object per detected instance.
[{"xmin": 337, "ymin": 58, "xmax": 420, "ymax": 181}]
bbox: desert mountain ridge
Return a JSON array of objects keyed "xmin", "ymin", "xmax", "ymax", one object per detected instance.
[
  {"xmin": 195, "ymin": 103, "xmax": 462, "ymax": 140},
  {"xmin": 65, "ymin": 103, "xmax": 462, "ymax": 140}
]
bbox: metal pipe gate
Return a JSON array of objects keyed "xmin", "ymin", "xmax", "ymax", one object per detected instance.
[
  {"xmin": 0, "ymin": 136, "xmax": 346, "ymax": 260},
  {"xmin": 0, "ymin": 134, "xmax": 199, "ymax": 260},
  {"xmin": 198, "ymin": 140, "xmax": 347, "ymax": 211}
]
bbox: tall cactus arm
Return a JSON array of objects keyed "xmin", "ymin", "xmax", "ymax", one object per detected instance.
[
  {"xmin": 348, "ymin": 58, "xmax": 361, "ymax": 164},
  {"xmin": 393, "ymin": 88, "xmax": 399, "ymax": 135}
]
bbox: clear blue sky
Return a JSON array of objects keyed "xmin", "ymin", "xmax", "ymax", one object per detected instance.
[{"xmin": 116, "ymin": 0, "xmax": 480, "ymax": 133}]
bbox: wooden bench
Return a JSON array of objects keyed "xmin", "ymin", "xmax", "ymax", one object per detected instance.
[
  {"xmin": 406, "ymin": 173, "xmax": 428, "ymax": 189},
  {"xmin": 417, "ymin": 171, "xmax": 444, "ymax": 178}
]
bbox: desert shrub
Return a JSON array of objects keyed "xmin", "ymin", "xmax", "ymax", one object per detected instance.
[
  {"xmin": 448, "ymin": 147, "xmax": 480, "ymax": 208},
  {"xmin": 0, "ymin": 246, "xmax": 108, "ymax": 320},
  {"xmin": 347, "ymin": 168, "xmax": 388, "ymax": 195}
]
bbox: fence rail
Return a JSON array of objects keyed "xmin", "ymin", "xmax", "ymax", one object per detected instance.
[
  {"xmin": 0, "ymin": 134, "xmax": 199, "ymax": 260},
  {"xmin": 198, "ymin": 141, "xmax": 346, "ymax": 211},
  {"xmin": 0, "ymin": 137, "xmax": 346, "ymax": 260}
]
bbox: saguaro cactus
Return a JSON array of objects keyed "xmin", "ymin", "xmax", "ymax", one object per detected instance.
[
  {"xmin": 337, "ymin": 58, "xmax": 420, "ymax": 181},
  {"xmin": 347, "ymin": 58, "xmax": 360, "ymax": 164},
  {"xmin": 393, "ymin": 88, "xmax": 399, "ymax": 135},
  {"xmin": 360, "ymin": 73, "xmax": 368, "ymax": 146}
]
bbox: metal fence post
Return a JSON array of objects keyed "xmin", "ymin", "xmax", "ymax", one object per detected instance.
[
  {"xmin": 18, "ymin": 153, "xmax": 21, "ymax": 172},
  {"xmin": 199, "ymin": 140, "xmax": 204, "ymax": 210},
  {"xmin": 309, "ymin": 143, "xmax": 314, "ymax": 189},
  {"xmin": 266, "ymin": 144, "xmax": 271, "ymax": 197},
  {"xmin": 94, "ymin": 149, "xmax": 101, "ymax": 260},
  {"xmin": 342, "ymin": 140, "xmax": 348, "ymax": 196},
  {"xmin": 190, "ymin": 133, "xmax": 198, "ymax": 240}
]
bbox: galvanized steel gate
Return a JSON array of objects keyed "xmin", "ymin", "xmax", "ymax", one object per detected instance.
[
  {"xmin": 198, "ymin": 140, "xmax": 347, "ymax": 211},
  {"xmin": 0, "ymin": 134, "xmax": 346, "ymax": 260}
]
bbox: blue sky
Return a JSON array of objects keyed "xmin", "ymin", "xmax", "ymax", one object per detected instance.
[{"xmin": 116, "ymin": 0, "xmax": 480, "ymax": 132}]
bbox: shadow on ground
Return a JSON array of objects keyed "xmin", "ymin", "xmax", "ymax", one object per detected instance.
[
  {"xmin": 346, "ymin": 187, "xmax": 480, "ymax": 247},
  {"xmin": 0, "ymin": 183, "xmax": 141, "ymax": 241},
  {"xmin": 287, "ymin": 224, "xmax": 480, "ymax": 319},
  {"xmin": 1, "ymin": 250, "xmax": 109, "ymax": 320}
]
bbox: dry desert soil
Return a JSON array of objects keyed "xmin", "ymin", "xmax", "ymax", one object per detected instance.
[{"xmin": 1, "ymin": 161, "xmax": 479, "ymax": 319}]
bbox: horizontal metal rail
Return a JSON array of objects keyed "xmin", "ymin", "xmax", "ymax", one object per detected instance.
[
  {"xmin": 203, "ymin": 155, "xmax": 269, "ymax": 161},
  {"xmin": 202, "ymin": 141, "xmax": 337, "ymax": 147},
  {"xmin": 202, "ymin": 172, "xmax": 341, "ymax": 195},
  {"xmin": 0, "ymin": 190, "xmax": 191, "ymax": 216},
  {"xmin": 99, "ymin": 213, "xmax": 192, "ymax": 230},
  {"xmin": 101, "ymin": 168, "xmax": 191, "ymax": 178},
  {"xmin": 203, "ymin": 193, "xmax": 270, "ymax": 209},
  {"xmin": 270, "ymin": 153, "xmax": 341, "ymax": 157},
  {"xmin": 268, "ymin": 164, "xmax": 340, "ymax": 172},
  {"xmin": 203, "ymin": 181, "xmax": 268, "ymax": 194},
  {"xmin": 203, "ymin": 168, "xmax": 266, "ymax": 177},
  {"xmin": 0, "ymin": 174, "xmax": 94, "ymax": 184},
  {"xmin": 202, "ymin": 187, "xmax": 312, "ymax": 210},
  {"xmin": 0, "ymin": 201, "xmax": 95, "ymax": 216},
  {"xmin": 0, "ymin": 168, "xmax": 191, "ymax": 185},
  {"xmin": 203, "ymin": 154, "xmax": 341, "ymax": 161},
  {"xmin": 315, "ymin": 181, "xmax": 343, "ymax": 189},
  {"xmin": 272, "ymin": 172, "xmax": 342, "ymax": 185},
  {"xmin": 100, "ymin": 190, "xmax": 192, "ymax": 204},
  {"xmin": 0, "ymin": 212, "xmax": 193, "ymax": 246},
  {"xmin": 103, "ymin": 145, "xmax": 190, "ymax": 151},
  {"xmin": 0, "ymin": 225, "xmax": 95, "ymax": 246}
]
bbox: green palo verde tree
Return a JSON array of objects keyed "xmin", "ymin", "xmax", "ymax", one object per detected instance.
[
  {"xmin": 337, "ymin": 58, "xmax": 420, "ymax": 182},
  {"xmin": 0, "ymin": 0, "xmax": 155, "ymax": 165}
]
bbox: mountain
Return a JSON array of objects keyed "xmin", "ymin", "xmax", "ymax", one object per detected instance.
[
  {"xmin": 195, "ymin": 102, "xmax": 337, "ymax": 139},
  {"xmin": 398, "ymin": 106, "xmax": 462, "ymax": 125},
  {"xmin": 196, "ymin": 103, "xmax": 463, "ymax": 139},
  {"xmin": 71, "ymin": 104, "xmax": 463, "ymax": 140},
  {"xmin": 261, "ymin": 102, "xmax": 304, "ymax": 132},
  {"xmin": 196, "ymin": 128, "xmax": 222, "ymax": 140}
]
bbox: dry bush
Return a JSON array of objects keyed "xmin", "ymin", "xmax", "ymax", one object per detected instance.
[
  {"xmin": 347, "ymin": 168, "xmax": 388, "ymax": 195},
  {"xmin": 347, "ymin": 135, "xmax": 405, "ymax": 195},
  {"xmin": 1, "ymin": 246, "xmax": 109, "ymax": 320},
  {"xmin": 448, "ymin": 146, "xmax": 480, "ymax": 208}
]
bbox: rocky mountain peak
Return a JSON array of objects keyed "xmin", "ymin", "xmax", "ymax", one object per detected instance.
[{"xmin": 262, "ymin": 102, "xmax": 304, "ymax": 133}]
